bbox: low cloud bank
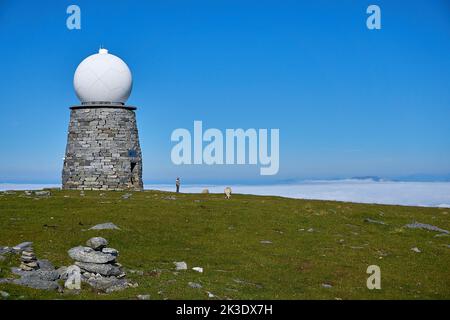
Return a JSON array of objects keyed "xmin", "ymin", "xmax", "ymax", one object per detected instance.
[
  {"xmin": 2, "ymin": 180, "xmax": 450, "ymax": 208},
  {"xmin": 145, "ymin": 180, "xmax": 450, "ymax": 208}
]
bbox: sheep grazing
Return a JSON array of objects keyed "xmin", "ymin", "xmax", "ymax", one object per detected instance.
[{"xmin": 224, "ymin": 187, "xmax": 232, "ymax": 199}]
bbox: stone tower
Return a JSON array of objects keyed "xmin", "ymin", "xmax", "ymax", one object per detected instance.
[{"xmin": 62, "ymin": 48, "xmax": 143, "ymax": 191}]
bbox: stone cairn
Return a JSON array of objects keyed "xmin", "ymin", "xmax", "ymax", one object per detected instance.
[
  {"xmin": 19, "ymin": 248, "xmax": 38, "ymax": 271},
  {"xmin": 67, "ymin": 237, "xmax": 134, "ymax": 293}
]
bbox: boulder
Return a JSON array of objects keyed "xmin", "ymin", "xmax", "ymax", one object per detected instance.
[
  {"xmin": 86, "ymin": 276, "xmax": 128, "ymax": 292},
  {"xmin": 37, "ymin": 259, "xmax": 55, "ymax": 271},
  {"xmin": 75, "ymin": 261, "xmax": 122, "ymax": 276},
  {"xmin": 13, "ymin": 277, "xmax": 60, "ymax": 291},
  {"xmin": 68, "ymin": 246, "xmax": 116, "ymax": 264},
  {"xmin": 21, "ymin": 270, "xmax": 60, "ymax": 282},
  {"xmin": 86, "ymin": 237, "xmax": 108, "ymax": 250},
  {"xmin": 65, "ymin": 265, "xmax": 81, "ymax": 290}
]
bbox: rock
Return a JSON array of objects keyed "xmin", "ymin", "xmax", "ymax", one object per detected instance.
[
  {"xmin": 37, "ymin": 259, "xmax": 55, "ymax": 271},
  {"xmin": 22, "ymin": 270, "xmax": 60, "ymax": 281},
  {"xmin": 34, "ymin": 191, "xmax": 51, "ymax": 197},
  {"xmin": 23, "ymin": 270, "xmax": 54, "ymax": 281},
  {"xmin": 86, "ymin": 237, "xmax": 108, "ymax": 250},
  {"xmin": 65, "ymin": 265, "xmax": 81, "ymax": 290},
  {"xmin": 75, "ymin": 261, "xmax": 122, "ymax": 276},
  {"xmin": 404, "ymin": 222, "xmax": 449, "ymax": 234},
  {"xmin": 364, "ymin": 218, "xmax": 386, "ymax": 225},
  {"xmin": 19, "ymin": 263, "xmax": 34, "ymax": 271},
  {"xmin": 307, "ymin": 228, "xmax": 314, "ymax": 232},
  {"xmin": 89, "ymin": 222, "xmax": 120, "ymax": 230},
  {"xmin": 102, "ymin": 247, "xmax": 119, "ymax": 256},
  {"xmin": 192, "ymin": 267, "xmax": 203, "ymax": 273},
  {"xmin": 188, "ymin": 282, "xmax": 202, "ymax": 289},
  {"xmin": 87, "ymin": 276, "xmax": 128, "ymax": 292},
  {"xmin": 121, "ymin": 193, "xmax": 132, "ymax": 199},
  {"xmin": 174, "ymin": 261, "xmax": 187, "ymax": 270},
  {"xmin": 68, "ymin": 246, "xmax": 116, "ymax": 264},
  {"xmin": 13, "ymin": 277, "xmax": 59, "ymax": 291},
  {"xmin": 137, "ymin": 294, "xmax": 151, "ymax": 300},
  {"xmin": 12, "ymin": 242, "xmax": 33, "ymax": 252},
  {"xmin": 322, "ymin": 283, "xmax": 333, "ymax": 288},
  {"xmin": 207, "ymin": 291, "xmax": 215, "ymax": 298},
  {"xmin": 201, "ymin": 189, "xmax": 209, "ymax": 194},
  {"xmin": 0, "ymin": 290, "xmax": 9, "ymax": 299},
  {"xmin": 0, "ymin": 278, "xmax": 13, "ymax": 284},
  {"xmin": 260, "ymin": 240, "xmax": 272, "ymax": 244},
  {"xmin": 0, "ymin": 246, "xmax": 12, "ymax": 255},
  {"xmin": 0, "ymin": 255, "xmax": 5, "ymax": 262},
  {"xmin": 56, "ymin": 266, "xmax": 68, "ymax": 280},
  {"xmin": 411, "ymin": 247, "xmax": 421, "ymax": 253},
  {"xmin": 10, "ymin": 267, "xmax": 30, "ymax": 276}
]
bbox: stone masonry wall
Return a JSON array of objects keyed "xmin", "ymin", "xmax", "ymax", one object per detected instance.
[{"xmin": 62, "ymin": 106, "xmax": 143, "ymax": 191}]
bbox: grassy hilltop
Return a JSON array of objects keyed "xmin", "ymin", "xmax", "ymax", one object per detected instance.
[{"xmin": 0, "ymin": 189, "xmax": 449, "ymax": 300}]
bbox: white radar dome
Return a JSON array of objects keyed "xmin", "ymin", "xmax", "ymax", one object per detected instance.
[{"xmin": 73, "ymin": 48, "xmax": 132, "ymax": 105}]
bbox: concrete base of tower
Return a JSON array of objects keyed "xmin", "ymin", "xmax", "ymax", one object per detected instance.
[{"xmin": 62, "ymin": 105, "xmax": 143, "ymax": 191}]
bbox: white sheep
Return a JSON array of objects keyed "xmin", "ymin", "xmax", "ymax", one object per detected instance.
[{"xmin": 224, "ymin": 187, "xmax": 232, "ymax": 199}]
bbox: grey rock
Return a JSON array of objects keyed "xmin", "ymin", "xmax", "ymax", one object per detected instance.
[
  {"xmin": 364, "ymin": 218, "xmax": 386, "ymax": 225},
  {"xmin": 322, "ymin": 283, "xmax": 333, "ymax": 288},
  {"xmin": 0, "ymin": 290, "xmax": 9, "ymax": 299},
  {"xmin": 260, "ymin": 240, "xmax": 272, "ymax": 244},
  {"xmin": 122, "ymin": 193, "xmax": 132, "ymax": 199},
  {"xmin": 411, "ymin": 247, "xmax": 421, "ymax": 253},
  {"xmin": 11, "ymin": 267, "xmax": 30, "ymax": 277},
  {"xmin": 37, "ymin": 259, "xmax": 55, "ymax": 271},
  {"xmin": 56, "ymin": 266, "xmax": 68, "ymax": 280},
  {"xmin": 0, "ymin": 278, "xmax": 13, "ymax": 284},
  {"xmin": 13, "ymin": 277, "xmax": 59, "ymax": 291},
  {"xmin": 12, "ymin": 242, "xmax": 33, "ymax": 252},
  {"xmin": 0, "ymin": 246, "xmax": 12, "ymax": 255},
  {"xmin": 0, "ymin": 255, "xmax": 5, "ymax": 262},
  {"xmin": 102, "ymin": 247, "xmax": 119, "ymax": 256},
  {"xmin": 34, "ymin": 191, "xmax": 51, "ymax": 197},
  {"xmin": 174, "ymin": 261, "xmax": 187, "ymax": 270},
  {"xmin": 188, "ymin": 282, "xmax": 202, "ymax": 289},
  {"xmin": 89, "ymin": 222, "xmax": 121, "ymax": 230},
  {"xmin": 405, "ymin": 222, "xmax": 449, "ymax": 234},
  {"xmin": 137, "ymin": 294, "xmax": 151, "ymax": 300},
  {"xmin": 86, "ymin": 237, "xmax": 108, "ymax": 250},
  {"xmin": 75, "ymin": 261, "xmax": 122, "ymax": 276},
  {"xmin": 22, "ymin": 270, "xmax": 60, "ymax": 281},
  {"xmin": 87, "ymin": 276, "xmax": 128, "ymax": 292},
  {"xmin": 68, "ymin": 246, "xmax": 116, "ymax": 264}
]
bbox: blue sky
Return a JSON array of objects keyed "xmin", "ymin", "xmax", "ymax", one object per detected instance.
[{"xmin": 0, "ymin": 0, "xmax": 449, "ymax": 184}]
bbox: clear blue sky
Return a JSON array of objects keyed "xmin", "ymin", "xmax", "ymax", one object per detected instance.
[{"xmin": 0, "ymin": 0, "xmax": 449, "ymax": 184}]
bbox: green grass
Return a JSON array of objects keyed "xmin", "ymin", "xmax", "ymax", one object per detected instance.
[{"xmin": 0, "ymin": 189, "xmax": 449, "ymax": 300}]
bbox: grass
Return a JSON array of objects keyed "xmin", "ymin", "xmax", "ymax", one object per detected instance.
[{"xmin": 0, "ymin": 189, "xmax": 449, "ymax": 300}]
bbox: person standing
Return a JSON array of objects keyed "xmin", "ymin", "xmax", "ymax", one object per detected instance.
[{"xmin": 175, "ymin": 177, "xmax": 180, "ymax": 193}]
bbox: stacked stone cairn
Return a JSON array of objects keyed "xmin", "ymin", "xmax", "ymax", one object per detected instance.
[
  {"xmin": 67, "ymin": 237, "xmax": 133, "ymax": 293},
  {"xmin": 19, "ymin": 248, "xmax": 38, "ymax": 271}
]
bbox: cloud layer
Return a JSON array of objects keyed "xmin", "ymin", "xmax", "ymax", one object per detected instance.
[{"xmin": 2, "ymin": 180, "xmax": 450, "ymax": 208}]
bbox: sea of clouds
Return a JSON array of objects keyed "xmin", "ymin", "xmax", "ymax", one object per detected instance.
[{"xmin": 2, "ymin": 180, "xmax": 450, "ymax": 208}]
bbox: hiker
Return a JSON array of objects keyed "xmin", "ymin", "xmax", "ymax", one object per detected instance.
[{"xmin": 176, "ymin": 177, "xmax": 180, "ymax": 193}]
